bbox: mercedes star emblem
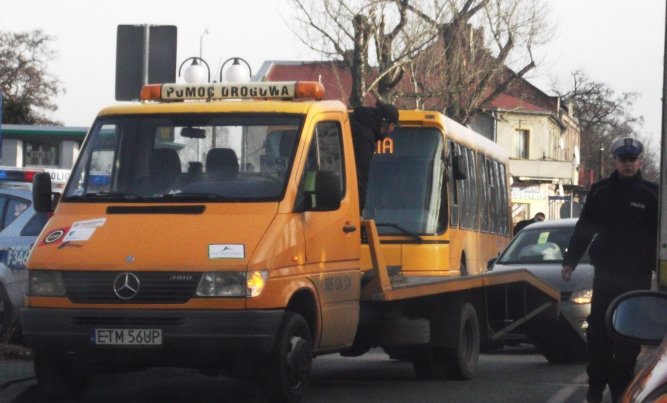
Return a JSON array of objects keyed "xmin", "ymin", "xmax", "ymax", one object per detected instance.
[{"xmin": 113, "ymin": 272, "xmax": 141, "ymax": 300}]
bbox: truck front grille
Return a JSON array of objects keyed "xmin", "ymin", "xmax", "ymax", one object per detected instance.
[{"xmin": 62, "ymin": 271, "xmax": 201, "ymax": 304}]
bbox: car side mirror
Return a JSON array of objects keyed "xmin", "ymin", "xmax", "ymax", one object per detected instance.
[
  {"xmin": 606, "ymin": 290, "xmax": 667, "ymax": 346},
  {"xmin": 486, "ymin": 257, "xmax": 496, "ymax": 270},
  {"xmin": 33, "ymin": 172, "xmax": 55, "ymax": 213}
]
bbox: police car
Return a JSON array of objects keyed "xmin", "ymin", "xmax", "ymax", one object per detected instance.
[{"xmin": 0, "ymin": 167, "xmax": 50, "ymax": 343}]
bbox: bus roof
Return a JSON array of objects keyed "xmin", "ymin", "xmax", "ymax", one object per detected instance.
[{"xmin": 398, "ymin": 110, "xmax": 508, "ymax": 162}]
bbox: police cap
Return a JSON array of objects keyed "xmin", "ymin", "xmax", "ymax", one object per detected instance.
[
  {"xmin": 377, "ymin": 102, "xmax": 399, "ymax": 126},
  {"xmin": 610, "ymin": 137, "xmax": 643, "ymax": 157}
]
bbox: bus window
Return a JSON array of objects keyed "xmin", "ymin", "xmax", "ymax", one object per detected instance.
[
  {"xmin": 447, "ymin": 141, "xmax": 460, "ymax": 227},
  {"xmin": 498, "ymin": 163, "xmax": 509, "ymax": 235},
  {"xmin": 477, "ymin": 154, "xmax": 488, "ymax": 232}
]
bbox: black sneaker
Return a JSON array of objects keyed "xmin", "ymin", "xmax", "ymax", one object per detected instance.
[{"xmin": 586, "ymin": 384, "xmax": 604, "ymax": 403}]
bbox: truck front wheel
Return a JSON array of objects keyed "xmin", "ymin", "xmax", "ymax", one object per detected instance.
[{"xmin": 260, "ymin": 312, "xmax": 313, "ymax": 403}]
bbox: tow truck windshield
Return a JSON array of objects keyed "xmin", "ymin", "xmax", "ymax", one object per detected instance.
[{"xmin": 64, "ymin": 114, "xmax": 303, "ymax": 202}]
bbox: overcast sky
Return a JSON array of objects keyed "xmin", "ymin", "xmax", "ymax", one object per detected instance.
[{"xmin": 1, "ymin": 0, "xmax": 665, "ymax": 145}]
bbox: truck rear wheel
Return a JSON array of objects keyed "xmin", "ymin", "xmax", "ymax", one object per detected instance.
[
  {"xmin": 34, "ymin": 354, "xmax": 87, "ymax": 399},
  {"xmin": 260, "ymin": 312, "xmax": 313, "ymax": 403},
  {"xmin": 445, "ymin": 303, "xmax": 480, "ymax": 380}
]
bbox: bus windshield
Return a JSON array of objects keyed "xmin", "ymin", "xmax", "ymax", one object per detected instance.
[
  {"xmin": 364, "ymin": 127, "xmax": 446, "ymax": 235},
  {"xmin": 64, "ymin": 114, "xmax": 303, "ymax": 202}
]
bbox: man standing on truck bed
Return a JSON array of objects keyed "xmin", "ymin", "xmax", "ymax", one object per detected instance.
[
  {"xmin": 350, "ymin": 101, "xmax": 399, "ymax": 214},
  {"xmin": 560, "ymin": 137, "xmax": 658, "ymax": 403}
]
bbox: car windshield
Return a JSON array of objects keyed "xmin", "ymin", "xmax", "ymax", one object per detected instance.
[
  {"xmin": 497, "ymin": 226, "xmax": 590, "ymax": 264},
  {"xmin": 64, "ymin": 113, "xmax": 303, "ymax": 202}
]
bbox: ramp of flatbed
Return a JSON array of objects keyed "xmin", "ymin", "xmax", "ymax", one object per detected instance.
[{"xmin": 359, "ymin": 219, "xmax": 560, "ymax": 304}]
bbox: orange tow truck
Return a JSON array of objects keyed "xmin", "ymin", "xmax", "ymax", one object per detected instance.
[{"xmin": 21, "ymin": 80, "xmax": 560, "ymax": 402}]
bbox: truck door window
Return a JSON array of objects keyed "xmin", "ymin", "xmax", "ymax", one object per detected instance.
[{"xmin": 297, "ymin": 121, "xmax": 345, "ymax": 210}]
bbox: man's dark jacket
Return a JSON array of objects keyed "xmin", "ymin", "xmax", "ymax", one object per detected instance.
[
  {"xmin": 350, "ymin": 107, "xmax": 385, "ymax": 210},
  {"xmin": 563, "ymin": 170, "xmax": 658, "ymax": 275}
]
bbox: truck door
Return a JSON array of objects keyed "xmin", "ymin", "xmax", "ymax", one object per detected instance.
[{"xmin": 297, "ymin": 114, "xmax": 360, "ymax": 348}]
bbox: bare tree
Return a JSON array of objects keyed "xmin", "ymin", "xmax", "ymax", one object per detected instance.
[
  {"xmin": 553, "ymin": 70, "xmax": 658, "ymax": 183},
  {"xmin": 290, "ymin": 0, "xmax": 438, "ymax": 107},
  {"xmin": 0, "ymin": 30, "xmax": 64, "ymax": 125},
  {"xmin": 405, "ymin": 0, "xmax": 552, "ymax": 123},
  {"xmin": 290, "ymin": 0, "xmax": 551, "ymax": 123}
]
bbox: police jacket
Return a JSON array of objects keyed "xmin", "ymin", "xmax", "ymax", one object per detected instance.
[
  {"xmin": 350, "ymin": 107, "xmax": 385, "ymax": 178},
  {"xmin": 563, "ymin": 170, "xmax": 658, "ymax": 275}
]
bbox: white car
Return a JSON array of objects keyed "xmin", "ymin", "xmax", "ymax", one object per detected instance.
[{"xmin": 0, "ymin": 187, "xmax": 50, "ymax": 343}]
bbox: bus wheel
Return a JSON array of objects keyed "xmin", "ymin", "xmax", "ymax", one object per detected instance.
[
  {"xmin": 260, "ymin": 312, "xmax": 313, "ymax": 403},
  {"xmin": 34, "ymin": 354, "xmax": 87, "ymax": 399},
  {"xmin": 445, "ymin": 303, "xmax": 480, "ymax": 380}
]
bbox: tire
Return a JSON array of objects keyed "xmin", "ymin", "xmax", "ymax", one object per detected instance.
[
  {"xmin": 260, "ymin": 312, "xmax": 313, "ymax": 403},
  {"xmin": 0, "ymin": 284, "xmax": 17, "ymax": 344},
  {"xmin": 527, "ymin": 317, "xmax": 587, "ymax": 364},
  {"xmin": 539, "ymin": 330, "xmax": 587, "ymax": 364},
  {"xmin": 445, "ymin": 303, "xmax": 480, "ymax": 380},
  {"xmin": 34, "ymin": 354, "xmax": 87, "ymax": 399}
]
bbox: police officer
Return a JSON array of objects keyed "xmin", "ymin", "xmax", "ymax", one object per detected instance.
[
  {"xmin": 350, "ymin": 101, "xmax": 399, "ymax": 214},
  {"xmin": 561, "ymin": 137, "xmax": 658, "ymax": 403}
]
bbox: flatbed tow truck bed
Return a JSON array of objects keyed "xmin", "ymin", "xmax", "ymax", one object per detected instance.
[{"xmin": 354, "ymin": 220, "xmax": 569, "ymax": 363}]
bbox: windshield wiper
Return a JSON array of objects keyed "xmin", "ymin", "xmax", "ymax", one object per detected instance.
[
  {"xmin": 159, "ymin": 193, "xmax": 228, "ymax": 201},
  {"xmin": 375, "ymin": 223, "xmax": 424, "ymax": 242},
  {"xmin": 70, "ymin": 192, "xmax": 142, "ymax": 201}
]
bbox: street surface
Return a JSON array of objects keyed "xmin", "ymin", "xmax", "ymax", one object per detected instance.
[{"xmin": 0, "ymin": 345, "xmax": 629, "ymax": 403}]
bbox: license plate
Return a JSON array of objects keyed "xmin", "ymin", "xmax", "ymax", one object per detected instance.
[{"xmin": 93, "ymin": 328, "xmax": 162, "ymax": 346}]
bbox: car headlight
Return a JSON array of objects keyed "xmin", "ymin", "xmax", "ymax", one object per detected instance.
[
  {"xmin": 29, "ymin": 270, "xmax": 66, "ymax": 296},
  {"xmin": 196, "ymin": 270, "xmax": 268, "ymax": 298},
  {"xmin": 570, "ymin": 288, "xmax": 593, "ymax": 304}
]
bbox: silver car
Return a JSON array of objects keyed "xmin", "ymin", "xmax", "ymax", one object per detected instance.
[
  {"xmin": 489, "ymin": 218, "xmax": 593, "ymax": 362},
  {"xmin": 0, "ymin": 187, "xmax": 49, "ymax": 343}
]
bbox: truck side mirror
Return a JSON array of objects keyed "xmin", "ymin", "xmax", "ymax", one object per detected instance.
[
  {"xmin": 311, "ymin": 171, "xmax": 341, "ymax": 211},
  {"xmin": 453, "ymin": 155, "xmax": 467, "ymax": 180},
  {"xmin": 33, "ymin": 172, "xmax": 54, "ymax": 212}
]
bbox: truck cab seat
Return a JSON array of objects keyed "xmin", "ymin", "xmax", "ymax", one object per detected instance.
[
  {"xmin": 206, "ymin": 148, "xmax": 239, "ymax": 180},
  {"xmin": 148, "ymin": 148, "xmax": 181, "ymax": 193}
]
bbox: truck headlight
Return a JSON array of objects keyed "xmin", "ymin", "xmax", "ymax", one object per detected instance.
[
  {"xmin": 29, "ymin": 270, "xmax": 66, "ymax": 296},
  {"xmin": 570, "ymin": 288, "xmax": 593, "ymax": 304},
  {"xmin": 196, "ymin": 270, "xmax": 269, "ymax": 298}
]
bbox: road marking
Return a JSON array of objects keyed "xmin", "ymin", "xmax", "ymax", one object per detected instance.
[{"xmin": 545, "ymin": 371, "xmax": 587, "ymax": 403}]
